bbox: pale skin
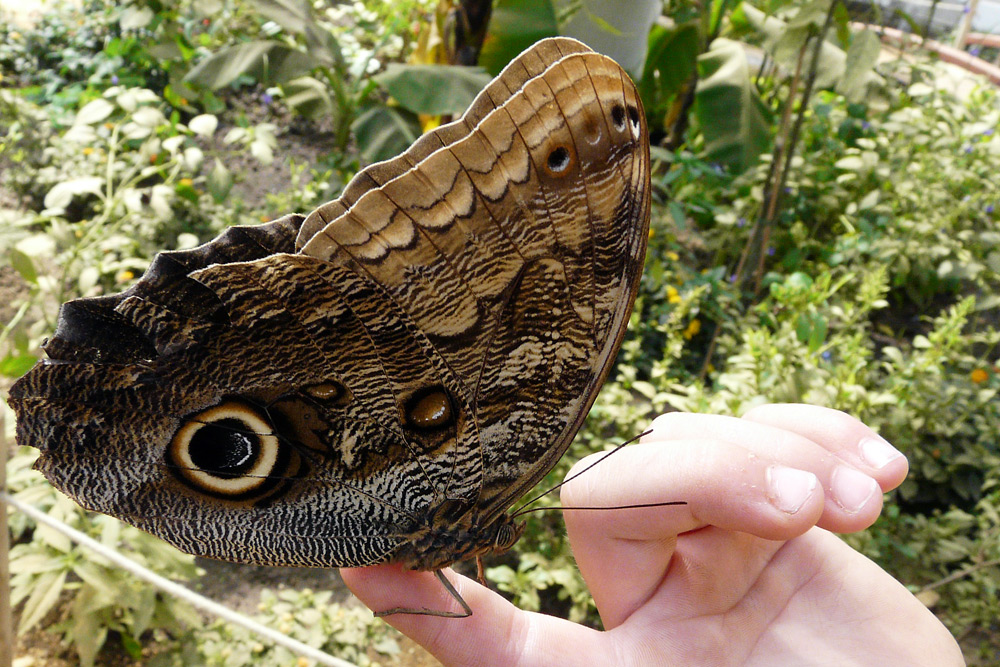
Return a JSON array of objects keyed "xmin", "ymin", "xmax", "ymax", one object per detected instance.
[{"xmin": 341, "ymin": 404, "xmax": 965, "ymax": 666}]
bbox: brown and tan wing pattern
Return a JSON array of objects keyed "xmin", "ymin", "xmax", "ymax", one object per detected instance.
[
  {"xmin": 293, "ymin": 37, "xmax": 594, "ymax": 249},
  {"xmin": 9, "ymin": 37, "xmax": 650, "ymax": 571}
]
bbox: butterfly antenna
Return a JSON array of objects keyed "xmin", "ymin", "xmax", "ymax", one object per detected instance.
[{"xmin": 512, "ymin": 428, "xmax": 684, "ymax": 518}]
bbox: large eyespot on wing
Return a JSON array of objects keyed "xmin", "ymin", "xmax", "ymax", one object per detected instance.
[{"xmin": 166, "ymin": 400, "xmax": 292, "ymax": 500}]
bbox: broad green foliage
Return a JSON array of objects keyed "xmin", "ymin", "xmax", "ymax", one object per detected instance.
[
  {"xmin": 694, "ymin": 38, "xmax": 773, "ymax": 171},
  {"xmin": 0, "ymin": 84, "xmax": 273, "ymax": 371},
  {"xmin": 6, "ymin": 448, "xmax": 202, "ymax": 666},
  {"xmin": 478, "ymin": 0, "xmax": 559, "ymax": 75},
  {"xmin": 153, "ymin": 589, "xmax": 401, "ymax": 667}
]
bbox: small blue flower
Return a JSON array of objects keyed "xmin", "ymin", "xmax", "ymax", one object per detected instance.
[
  {"xmin": 728, "ymin": 273, "xmax": 738, "ymax": 283},
  {"xmin": 111, "ymin": 74, "xmax": 119, "ymax": 84},
  {"xmin": 821, "ymin": 350, "xmax": 832, "ymax": 361},
  {"xmin": 712, "ymin": 163, "xmax": 723, "ymax": 175},
  {"xmin": 261, "ymin": 92, "xmax": 273, "ymax": 105},
  {"xmin": 985, "ymin": 128, "xmax": 995, "ymax": 136},
  {"xmin": 987, "ymin": 204, "xmax": 995, "ymax": 214},
  {"xmin": 737, "ymin": 217, "xmax": 746, "ymax": 227},
  {"xmin": 862, "ymin": 121, "xmax": 871, "ymax": 130},
  {"xmin": 964, "ymin": 145, "xmax": 973, "ymax": 153},
  {"xmin": 963, "ymin": 5, "xmax": 970, "ymax": 12},
  {"xmin": 969, "ymin": 46, "xmax": 981, "ymax": 56},
  {"xmin": 767, "ymin": 246, "xmax": 775, "ymax": 256}
]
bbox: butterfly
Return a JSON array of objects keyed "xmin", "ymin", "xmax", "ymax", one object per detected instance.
[{"xmin": 9, "ymin": 36, "xmax": 650, "ymax": 616}]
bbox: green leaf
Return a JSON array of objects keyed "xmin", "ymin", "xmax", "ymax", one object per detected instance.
[
  {"xmin": 132, "ymin": 585, "xmax": 157, "ymax": 636},
  {"xmin": 479, "ymin": 0, "xmax": 558, "ymax": 76},
  {"xmin": 175, "ymin": 182, "xmax": 199, "ymax": 203},
  {"xmin": 249, "ymin": 0, "xmax": 312, "ymax": 34},
  {"xmin": 70, "ymin": 590, "xmax": 107, "ymax": 667},
  {"xmin": 184, "ymin": 41, "xmax": 318, "ymax": 90},
  {"xmin": 207, "ymin": 158, "xmax": 233, "ymax": 203},
  {"xmin": 75, "ymin": 98, "xmax": 114, "ymax": 125},
  {"xmin": 18, "ymin": 569, "xmax": 68, "ymax": 632},
  {"xmin": 834, "ymin": 155, "xmax": 865, "ymax": 171},
  {"xmin": 809, "ymin": 314, "xmax": 828, "ymax": 352},
  {"xmin": 375, "ymin": 64, "xmax": 493, "ymax": 116},
  {"xmin": 837, "ymin": 30, "xmax": 881, "ymax": 102},
  {"xmin": 8, "ymin": 248, "xmax": 37, "ymax": 284},
  {"xmin": 694, "ymin": 39, "xmax": 773, "ymax": 172},
  {"xmin": 352, "ymin": 106, "xmax": 421, "ymax": 165},
  {"xmin": 639, "ymin": 22, "xmax": 700, "ymax": 119},
  {"xmin": 0, "ymin": 352, "xmax": 38, "ymax": 378},
  {"xmin": 668, "ymin": 201, "xmax": 687, "ymax": 230},
  {"xmin": 304, "ymin": 23, "xmax": 342, "ymax": 70},
  {"xmin": 708, "ymin": 0, "xmax": 739, "ymax": 36},
  {"xmin": 283, "ymin": 75, "xmax": 334, "ymax": 119},
  {"xmin": 8, "ymin": 553, "xmax": 63, "ymax": 576},
  {"xmin": 787, "ymin": 0, "xmax": 832, "ymax": 30},
  {"xmin": 120, "ymin": 633, "xmax": 143, "ymax": 660}
]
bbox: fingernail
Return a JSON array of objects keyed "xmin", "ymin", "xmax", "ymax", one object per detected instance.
[
  {"xmin": 767, "ymin": 465, "xmax": 818, "ymax": 514},
  {"xmin": 860, "ymin": 436, "xmax": 904, "ymax": 469},
  {"xmin": 831, "ymin": 465, "xmax": 879, "ymax": 513}
]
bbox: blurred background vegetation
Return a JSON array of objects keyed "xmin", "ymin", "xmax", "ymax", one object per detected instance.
[{"xmin": 1, "ymin": 0, "xmax": 998, "ymax": 664}]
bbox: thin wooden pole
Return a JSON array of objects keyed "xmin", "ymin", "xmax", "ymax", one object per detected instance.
[
  {"xmin": 1, "ymin": 410, "xmax": 13, "ymax": 667},
  {"xmin": 954, "ymin": 0, "xmax": 981, "ymax": 50}
]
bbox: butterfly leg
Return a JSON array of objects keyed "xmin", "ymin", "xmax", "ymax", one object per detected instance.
[
  {"xmin": 373, "ymin": 569, "xmax": 473, "ymax": 618},
  {"xmin": 476, "ymin": 555, "xmax": 487, "ymax": 586}
]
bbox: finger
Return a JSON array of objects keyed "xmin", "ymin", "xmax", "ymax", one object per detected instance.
[
  {"xmin": 340, "ymin": 565, "xmax": 607, "ymax": 667},
  {"xmin": 642, "ymin": 411, "xmax": 900, "ymax": 533},
  {"xmin": 561, "ymin": 438, "xmax": 828, "ymax": 628},
  {"xmin": 741, "ymin": 403, "xmax": 908, "ymax": 486}
]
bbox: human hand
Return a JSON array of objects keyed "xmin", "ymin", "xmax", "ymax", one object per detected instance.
[{"xmin": 340, "ymin": 404, "xmax": 965, "ymax": 666}]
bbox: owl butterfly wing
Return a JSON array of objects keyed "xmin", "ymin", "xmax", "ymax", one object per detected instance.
[
  {"xmin": 301, "ymin": 43, "xmax": 650, "ymax": 524},
  {"xmin": 9, "ymin": 37, "xmax": 649, "ymax": 570},
  {"xmin": 293, "ymin": 37, "xmax": 595, "ymax": 249},
  {"xmin": 11, "ymin": 218, "xmax": 471, "ymax": 567}
]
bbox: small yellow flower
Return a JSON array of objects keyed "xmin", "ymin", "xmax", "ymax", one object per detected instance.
[
  {"xmin": 297, "ymin": 657, "xmax": 311, "ymax": 667},
  {"xmin": 682, "ymin": 318, "xmax": 701, "ymax": 339},
  {"xmin": 666, "ymin": 251, "xmax": 679, "ymax": 261},
  {"xmin": 82, "ymin": 146, "xmax": 94, "ymax": 155},
  {"xmin": 971, "ymin": 368, "xmax": 989, "ymax": 384},
  {"xmin": 666, "ymin": 286, "xmax": 681, "ymax": 304},
  {"xmin": 116, "ymin": 269, "xmax": 135, "ymax": 283},
  {"xmin": 260, "ymin": 214, "xmax": 270, "ymax": 222},
  {"xmin": 103, "ymin": 122, "xmax": 114, "ymax": 130},
  {"xmin": 179, "ymin": 177, "xmax": 193, "ymax": 187},
  {"xmin": 648, "ymin": 227, "xmax": 655, "ymax": 239},
  {"xmin": 179, "ymin": 97, "xmax": 189, "ymax": 106},
  {"xmin": 419, "ymin": 114, "xmax": 441, "ymax": 133},
  {"xmin": 10, "ymin": 31, "xmax": 20, "ymax": 40}
]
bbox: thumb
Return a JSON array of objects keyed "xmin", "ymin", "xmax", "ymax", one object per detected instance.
[{"xmin": 339, "ymin": 564, "xmax": 604, "ymax": 666}]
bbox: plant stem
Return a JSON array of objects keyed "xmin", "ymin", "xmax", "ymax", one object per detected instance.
[{"xmin": 921, "ymin": 557, "xmax": 1000, "ymax": 591}]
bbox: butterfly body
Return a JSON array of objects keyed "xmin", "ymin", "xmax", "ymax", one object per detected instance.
[{"xmin": 9, "ymin": 37, "xmax": 650, "ymax": 573}]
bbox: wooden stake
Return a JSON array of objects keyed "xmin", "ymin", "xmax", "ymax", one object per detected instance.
[
  {"xmin": 1, "ymin": 409, "xmax": 13, "ymax": 667},
  {"xmin": 954, "ymin": 0, "xmax": 981, "ymax": 50}
]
